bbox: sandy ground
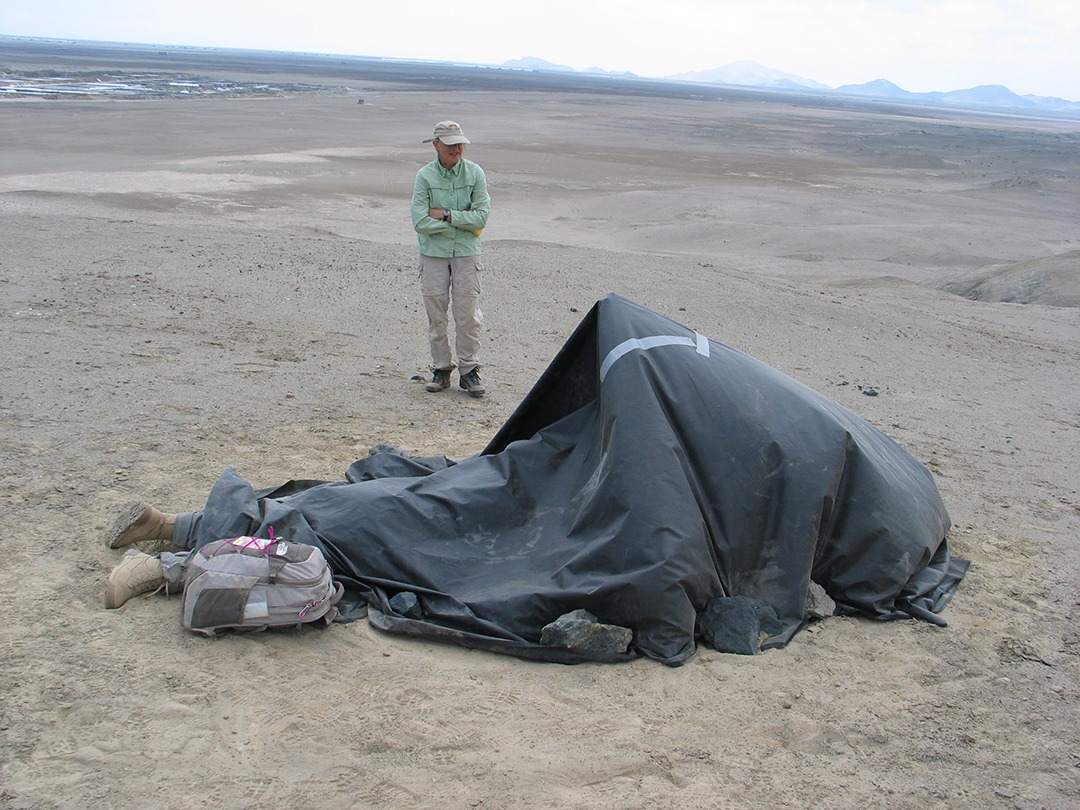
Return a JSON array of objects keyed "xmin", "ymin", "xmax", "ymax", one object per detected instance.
[{"xmin": 2, "ymin": 41, "xmax": 1080, "ymax": 809}]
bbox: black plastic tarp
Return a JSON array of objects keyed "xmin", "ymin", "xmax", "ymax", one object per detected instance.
[{"xmin": 184, "ymin": 295, "xmax": 967, "ymax": 665}]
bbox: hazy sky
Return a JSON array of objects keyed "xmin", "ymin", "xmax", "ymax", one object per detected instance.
[{"xmin": 3, "ymin": 0, "xmax": 1078, "ymax": 100}]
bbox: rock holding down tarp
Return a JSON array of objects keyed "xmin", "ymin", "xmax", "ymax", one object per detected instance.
[
  {"xmin": 541, "ymin": 610, "xmax": 633, "ymax": 654},
  {"xmin": 389, "ymin": 591, "xmax": 423, "ymax": 620},
  {"xmin": 805, "ymin": 581, "xmax": 836, "ymax": 620},
  {"xmin": 696, "ymin": 596, "xmax": 786, "ymax": 655}
]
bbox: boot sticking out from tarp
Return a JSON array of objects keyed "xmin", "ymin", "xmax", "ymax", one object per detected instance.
[{"xmin": 106, "ymin": 501, "xmax": 176, "ymax": 551}]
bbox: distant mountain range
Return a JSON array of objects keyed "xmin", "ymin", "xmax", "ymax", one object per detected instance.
[
  {"xmin": 505, "ymin": 57, "xmax": 1080, "ymax": 115},
  {"xmin": 502, "ymin": 56, "xmax": 639, "ymax": 79}
]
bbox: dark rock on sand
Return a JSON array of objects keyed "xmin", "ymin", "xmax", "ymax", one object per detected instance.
[{"xmin": 540, "ymin": 609, "xmax": 633, "ymax": 654}]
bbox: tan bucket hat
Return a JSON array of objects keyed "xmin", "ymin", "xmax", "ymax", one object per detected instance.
[{"xmin": 423, "ymin": 121, "xmax": 471, "ymax": 145}]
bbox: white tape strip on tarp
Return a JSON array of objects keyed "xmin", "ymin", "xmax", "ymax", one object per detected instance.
[{"xmin": 599, "ymin": 333, "xmax": 710, "ymax": 382}]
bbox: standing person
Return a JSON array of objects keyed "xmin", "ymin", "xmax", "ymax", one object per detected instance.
[{"xmin": 412, "ymin": 121, "xmax": 491, "ymax": 397}]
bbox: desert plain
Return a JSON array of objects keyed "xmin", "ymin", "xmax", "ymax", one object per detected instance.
[{"xmin": 1, "ymin": 39, "xmax": 1079, "ymax": 809}]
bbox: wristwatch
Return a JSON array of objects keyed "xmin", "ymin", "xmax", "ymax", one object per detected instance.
[{"xmin": 442, "ymin": 210, "xmax": 451, "ymax": 221}]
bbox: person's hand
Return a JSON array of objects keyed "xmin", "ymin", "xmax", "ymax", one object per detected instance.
[{"xmin": 429, "ymin": 208, "xmax": 448, "ymax": 221}]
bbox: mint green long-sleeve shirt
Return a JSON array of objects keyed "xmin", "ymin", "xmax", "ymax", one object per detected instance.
[{"xmin": 411, "ymin": 157, "xmax": 490, "ymax": 258}]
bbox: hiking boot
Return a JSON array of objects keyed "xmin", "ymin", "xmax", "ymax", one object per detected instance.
[
  {"xmin": 106, "ymin": 501, "xmax": 176, "ymax": 550},
  {"xmin": 105, "ymin": 550, "xmax": 165, "ymax": 609},
  {"xmin": 459, "ymin": 368, "xmax": 486, "ymax": 397},
  {"xmin": 425, "ymin": 368, "xmax": 452, "ymax": 392}
]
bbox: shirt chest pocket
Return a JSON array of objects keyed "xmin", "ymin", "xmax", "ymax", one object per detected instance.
[{"xmin": 428, "ymin": 182, "xmax": 474, "ymax": 212}]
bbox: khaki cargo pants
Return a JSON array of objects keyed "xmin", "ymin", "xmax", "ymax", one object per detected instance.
[{"xmin": 419, "ymin": 254, "xmax": 484, "ymax": 374}]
